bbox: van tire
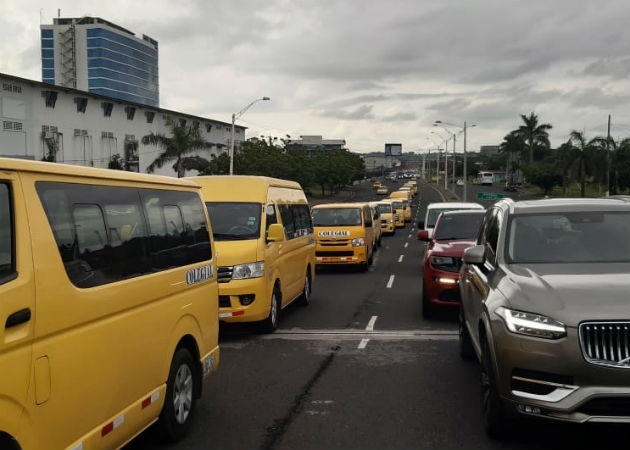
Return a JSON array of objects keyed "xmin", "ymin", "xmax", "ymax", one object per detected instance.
[
  {"xmin": 158, "ymin": 347, "xmax": 198, "ymax": 443},
  {"xmin": 260, "ymin": 287, "xmax": 281, "ymax": 333},
  {"xmin": 297, "ymin": 272, "xmax": 312, "ymax": 306}
]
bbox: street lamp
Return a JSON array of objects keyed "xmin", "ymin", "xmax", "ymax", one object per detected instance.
[
  {"xmin": 230, "ymin": 96, "xmax": 270, "ymax": 175},
  {"xmin": 432, "ymin": 130, "xmax": 451, "ymax": 189},
  {"xmin": 434, "ymin": 120, "xmax": 476, "ymax": 201},
  {"xmin": 434, "ymin": 124, "xmax": 459, "ymax": 187}
]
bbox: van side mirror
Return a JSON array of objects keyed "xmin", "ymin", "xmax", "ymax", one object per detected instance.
[
  {"xmin": 463, "ymin": 245, "xmax": 486, "ymax": 265},
  {"xmin": 417, "ymin": 221, "xmax": 424, "ymax": 229},
  {"xmin": 267, "ymin": 223, "xmax": 285, "ymax": 242},
  {"xmin": 417, "ymin": 230, "xmax": 430, "ymax": 241}
]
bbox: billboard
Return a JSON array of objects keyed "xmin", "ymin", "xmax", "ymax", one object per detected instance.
[{"xmin": 384, "ymin": 143, "xmax": 402, "ymax": 156}]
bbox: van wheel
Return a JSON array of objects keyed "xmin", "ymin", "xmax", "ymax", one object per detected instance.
[
  {"xmin": 260, "ymin": 288, "xmax": 281, "ymax": 333},
  {"xmin": 297, "ymin": 272, "xmax": 312, "ymax": 306},
  {"xmin": 158, "ymin": 347, "xmax": 198, "ymax": 443},
  {"xmin": 459, "ymin": 308, "xmax": 474, "ymax": 360}
]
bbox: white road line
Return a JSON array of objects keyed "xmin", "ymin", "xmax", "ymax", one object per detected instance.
[
  {"xmin": 398, "ymin": 254, "xmax": 404, "ymax": 263},
  {"xmin": 408, "ymin": 233, "xmax": 412, "ymax": 238},
  {"xmin": 358, "ymin": 339, "xmax": 370, "ymax": 349},
  {"xmin": 366, "ymin": 316, "xmax": 378, "ymax": 331},
  {"xmin": 404, "ymin": 242, "xmax": 409, "ymax": 248},
  {"xmin": 386, "ymin": 274, "xmax": 395, "ymax": 288}
]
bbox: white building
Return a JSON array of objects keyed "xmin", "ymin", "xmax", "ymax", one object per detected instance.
[
  {"xmin": 0, "ymin": 72, "xmax": 245, "ymax": 177},
  {"xmin": 286, "ymin": 135, "xmax": 346, "ymax": 151}
]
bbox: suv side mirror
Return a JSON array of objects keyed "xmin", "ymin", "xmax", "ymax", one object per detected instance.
[
  {"xmin": 267, "ymin": 223, "xmax": 285, "ymax": 242},
  {"xmin": 417, "ymin": 230, "xmax": 430, "ymax": 241},
  {"xmin": 463, "ymin": 245, "xmax": 486, "ymax": 265}
]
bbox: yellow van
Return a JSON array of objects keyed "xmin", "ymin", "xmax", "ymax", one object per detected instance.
[
  {"xmin": 191, "ymin": 176, "xmax": 316, "ymax": 333},
  {"xmin": 367, "ymin": 202, "xmax": 383, "ymax": 248},
  {"xmin": 388, "ymin": 199, "xmax": 406, "ymax": 228},
  {"xmin": 0, "ymin": 158, "xmax": 219, "ymax": 450},
  {"xmin": 373, "ymin": 201, "xmax": 396, "ymax": 235},
  {"xmin": 312, "ymin": 203, "xmax": 375, "ymax": 270}
]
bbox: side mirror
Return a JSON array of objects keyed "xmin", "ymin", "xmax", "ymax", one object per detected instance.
[
  {"xmin": 417, "ymin": 221, "xmax": 424, "ymax": 229},
  {"xmin": 463, "ymin": 245, "xmax": 486, "ymax": 265},
  {"xmin": 417, "ymin": 230, "xmax": 430, "ymax": 241},
  {"xmin": 267, "ymin": 223, "xmax": 285, "ymax": 242}
]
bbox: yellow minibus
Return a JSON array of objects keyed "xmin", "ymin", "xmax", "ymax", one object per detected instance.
[
  {"xmin": 0, "ymin": 158, "xmax": 219, "ymax": 450},
  {"xmin": 373, "ymin": 201, "xmax": 396, "ymax": 235},
  {"xmin": 191, "ymin": 176, "xmax": 316, "ymax": 333}
]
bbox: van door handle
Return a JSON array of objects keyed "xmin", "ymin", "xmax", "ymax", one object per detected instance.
[{"xmin": 5, "ymin": 308, "xmax": 31, "ymax": 329}]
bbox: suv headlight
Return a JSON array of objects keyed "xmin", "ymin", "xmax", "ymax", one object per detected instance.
[
  {"xmin": 232, "ymin": 261, "xmax": 265, "ymax": 279},
  {"xmin": 430, "ymin": 256, "xmax": 459, "ymax": 272},
  {"xmin": 495, "ymin": 307, "xmax": 566, "ymax": 339},
  {"xmin": 352, "ymin": 238, "xmax": 366, "ymax": 247}
]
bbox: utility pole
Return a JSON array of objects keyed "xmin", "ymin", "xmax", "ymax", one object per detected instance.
[
  {"xmin": 444, "ymin": 139, "xmax": 448, "ymax": 189},
  {"xmin": 606, "ymin": 114, "xmax": 611, "ymax": 197},
  {"xmin": 452, "ymin": 134, "xmax": 456, "ymax": 186},
  {"xmin": 463, "ymin": 121, "xmax": 468, "ymax": 202}
]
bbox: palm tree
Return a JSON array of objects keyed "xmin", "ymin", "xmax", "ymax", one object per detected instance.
[
  {"xmin": 569, "ymin": 130, "xmax": 597, "ymax": 197},
  {"xmin": 515, "ymin": 112, "xmax": 553, "ymax": 164},
  {"xmin": 554, "ymin": 141, "xmax": 576, "ymax": 196},
  {"xmin": 499, "ymin": 132, "xmax": 524, "ymax": 183},
  {"xmin": 142, "ymin": 118, "xmax": 214, "ymax": 177}
]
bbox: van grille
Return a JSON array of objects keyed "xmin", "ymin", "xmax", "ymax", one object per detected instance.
[
  {"xmin": 217, "ymin": 266, "xmax": 233, "ymax": 283},
  {"xmin": 579, "ymin": 322, "xmax": 630, "ymax": 369}
]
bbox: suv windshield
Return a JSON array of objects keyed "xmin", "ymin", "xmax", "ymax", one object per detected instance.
[
  {"xmin": 376, "ymin": 204, "xmax": 392, "ymax": 215},
  {"xmin": 434, "ymin": 213, "xmax": 484, "ymax": 241},
  {"xmin": 205, "ymin": 202, "xmax": 261, "ymax": 240},
  {"xmin": 427, "ymin": 208, "xmax": 469, "ymax": 228},
  {"xmin": 506, "ymin": 211, "xmax": 630, "ymax": 263},
  {"xmin": 312, "ymin": 208, "xmax": 362, "ymax": 226}
]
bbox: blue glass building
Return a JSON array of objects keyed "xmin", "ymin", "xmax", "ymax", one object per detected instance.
[{"xmin": 41, "ymin": 17, "xmax": 159, "ymax": 107}]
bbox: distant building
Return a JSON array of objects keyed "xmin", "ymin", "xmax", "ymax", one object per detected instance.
[
  {"xmin": 480, "ymin": 145, "xmax": 500, "ymax": 156},
  {"xmin": 41, "ymin": 16, "xmax": 159, "ymax": 107},
  {"xmin": 286, "ymin": 135, "xmax": 345, "ymax": 151},
  {"xmin": 362, "ymin": 154, "xmax": 400, "ymax": 170},
  {"xmin": 0, "ymin": 72, "xmax": 244, "ymax": 177}
]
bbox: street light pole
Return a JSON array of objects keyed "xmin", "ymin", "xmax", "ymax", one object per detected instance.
[
  {"xmin": 435, "ymin": 120, "xmax": 475, "ymax": 201},
  {"xmin": 229, "ymin": 96, "xmax": 270, "ymax": 175}
]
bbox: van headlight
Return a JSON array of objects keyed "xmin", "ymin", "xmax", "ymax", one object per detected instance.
[
  {"xmin": 352, "ymin": 238, "xmax": 366, "ymax": 247},
  {"xmin": 387, "ymin": 219, "xmax": 393, "ymax": 223},
  {"xmin": 495, "ymin": 307, "xmax": 566, "ymax": 339},
  {"xmin": 232, "ymin": 262, "xmax": 265, "ymax": 279}
]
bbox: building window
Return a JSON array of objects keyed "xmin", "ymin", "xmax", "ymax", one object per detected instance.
[
  {"xmin": 125, "ymin": 106, "xmax": 136, "ymax": 121},
  {"xmin": 43, "ymin": 91, "xmax": 58, "ymax": 108},
  {"xmin": 75, "ymin": 97, "xmax": 88, "ymax": 113},
  {"xmin": 42, "ymin": 59, "xmax": 54, "ymax": 69},
  {"xmin": 41, "ymin": 29, "xmax": 54, "ymax": 38},
  {"xmin": 101, "ymin": 102, "xmax": 113, "ymax": 117},
  {"xmin": 41, "ymin": 49, "xmax": 54, "ymax": 58},
  {"xmin": 192, "ymin": 121, "xmax": 199, "ymax": 129},
  {"xmin": 179, "ymin": 118, "xmax": 186, "ymax": 127},
  {"xmin": 145, "ymin": 111, "xmax": 155, "ymax": 123},
  {"xmin": 3, "ymin": 121, "xmax": 23, "ymax": 131},
  {"xmin": 205, "ymin": 123, "xmax": 212, "ymax": 133},
  {"xmin": 41, "ymin": 38, "xmax": 54, "ymax": 49},
  {"xmin": 42, "ymin": 69, "xmax": 55, "ymax": 79},
  {"xmin": 2, "ymin": 83, "xmax": 21, "ymax": 93}
]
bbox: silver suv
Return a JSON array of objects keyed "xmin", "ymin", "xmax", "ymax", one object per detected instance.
[{"xmin": 459, "ymin": 198, "xmax": 630, "ymax": 435}]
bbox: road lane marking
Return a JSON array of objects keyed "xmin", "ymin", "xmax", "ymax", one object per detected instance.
[
  {"xmin": 259, "ymin": 329, "xmax": 458, "ymax": 342},
  {"xmin": 387, "ymin": 275, "xmax": 395, "ymax": 288},
  {"xmin": 358, "ymin": 339, "xmax": 370, "ymax": 349},
  {"xmin": 398, "ymin": 255, "xmax": 404, "ymax": 263},
  {"xmin": 366, "ymin": 315, "xmax": 377, "ymax": 331},
  {"xmin": 404, "ymin": 242, "xmax": 409, "ymax": 248},
  {"xmin": 408, "ymin": 233, "xmax": 412, "ymax": 238}
]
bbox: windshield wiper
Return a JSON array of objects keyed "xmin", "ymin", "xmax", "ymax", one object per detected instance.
[{"xmin": 213, "ymin": 233, "xmax": 254, "ymax": 240}]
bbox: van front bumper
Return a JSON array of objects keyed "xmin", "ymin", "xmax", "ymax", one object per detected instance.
[
  {"xmin": 316, "ymin": 246, "xmax": 367, "ymax": 265},
  {"xmin": 218, "ymin": 277, "xmax": 270, "ymax": 322}
]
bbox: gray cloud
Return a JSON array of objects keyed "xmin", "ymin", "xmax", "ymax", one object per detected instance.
[
  {"xmin": 320, "ymin": 104, "xmax": 375, "ymax": 120},
  {"xmin": 583, "ymin": 57, "xmax": 630, "ymax": 80},
  {"xmin": 381, "ymin": 111, "xmax": 418, "ymax": 122}
]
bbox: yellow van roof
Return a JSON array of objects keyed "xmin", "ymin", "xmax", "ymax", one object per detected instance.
[
  {"xmin": 188, "ymin": 175, "xmax": 303, "ymax": 202},
  {"xmin": 0, "ymin": 157, "xmax": 199, "ymax": 188},
  {"xmin": 312, "ymin": 203, "xmax": 364, "ymax": 209}
]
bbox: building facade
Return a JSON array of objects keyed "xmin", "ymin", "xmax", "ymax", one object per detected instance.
[
  {"xmin": 286, "ymin": 135, "xmax": 346, "ymax": 151},
  {"xmin": 0, "ymin": 73, "xmax": 245, "ymax": 177},
  {"xmin": 41, "ymin": 17, "xmax": 159, "ymax": 107}
]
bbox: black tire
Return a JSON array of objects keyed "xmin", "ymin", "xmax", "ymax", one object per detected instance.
[
  {"xmin": 297, "ymin": 271, "xmax": 312, "ymax": 306},
  {"xmin": 480, "ymin": 338, "xmax": 514, "ymax": 437},
  {"xmin": 421, "ymin": 282, "xmax": 433, "ymax": 318},
  {"xmin": 158, "ymin": 347, "xmax": 198, "ymax": 443},
  {"xmin": 459, "ymin": 308, "xmax": 475, "ymax": 360},
  {"xmin": 260, "ymin": 287, "xmax": 281, "ymax": 333},
  {"xmin": 368, "ymin": 248, "xmax": 374, "ymax": 266}
]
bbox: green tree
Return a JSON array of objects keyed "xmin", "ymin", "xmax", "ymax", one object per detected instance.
[
  {"xmin": 552, "ymin": 141, "xmax": 576, "ymax": 196},
  {"xmin": 569, "ymin": 130, "xmax": 597, "ymax": 197},
  {"xmin": 522, "ymin": 163, "xmax": 561, "ymax": 195},
  {"xmin": 499, "ymin": 132, "xmax": 524, "ymax": 182},
  {"xmin": 514, "ymin": 113, "xmax": 553, "ymax": 164},
  {"xmin": 142, "ymin": 118, "xmax": 214, "ymax": 177}
]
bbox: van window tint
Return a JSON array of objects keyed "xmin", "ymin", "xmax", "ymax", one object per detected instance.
[
  {"xmin": 0, "ymin": 183, "xmax": 14, "ymax": 280},
  {"xmin": 278, "ymin": 204, "xmax": 296, "ymax": 239},
  {"xmin": 37, "ymin": 182, "xmax": 211, "ymax": 288},
  {"xmin": 312, "ymin": 208, "xmax": 362, "ymax": 226},
  {"xmin": 292, "ymin": 204, "xmax": 313, "ymax": 237}
]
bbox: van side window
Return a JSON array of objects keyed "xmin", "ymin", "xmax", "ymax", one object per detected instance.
[
  {"xmin": 265, "ymin": 204, "xmax": 277, "ymax": 232},
  {"xmin": 363, "ymin": 207, "xmax": 372, "ymax": 227},
  {"xmin": 37, "ymin": 182, "xmax": 211, "ymax": 288},
  {"xmin": 278, "ymin": 204, "xmax": 296, "ymax": 240},
  {"xmin": 291, "ymin": 205, "xmax": 313, "ymax": 237},
  {"xmin": 0, "ymin": 183, "xmax": 15, "ymax": 281}
]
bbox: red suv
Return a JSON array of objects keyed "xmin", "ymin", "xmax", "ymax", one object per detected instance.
[{"xmin": 418, "ymin": 210, "xmax": 485, "ymax": 317}]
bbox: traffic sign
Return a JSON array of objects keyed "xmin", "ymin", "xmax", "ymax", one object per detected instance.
[{"xmin": 477, "ymin": 192, "xmax": 504, "ymax": 200}]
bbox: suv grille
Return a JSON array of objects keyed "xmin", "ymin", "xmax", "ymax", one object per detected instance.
[
  {"xmin": 579, "ymin": 321, "xmax": 630, "ymax": 369},
  {"xmin": 217, "ymin": 266, "xmax": 233, "ymax": 283}
]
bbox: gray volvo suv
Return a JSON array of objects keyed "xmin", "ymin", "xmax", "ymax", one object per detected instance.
[{"xmin": 459, "ymin": 198, "xmax": 630, "ymax": 435}]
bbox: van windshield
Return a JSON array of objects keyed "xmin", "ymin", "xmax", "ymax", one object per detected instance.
[
  {"xmin": 427, "ymin": 208, "xmax": 470, "ymax": 228},
  {"xmin": 312, "ymin": 208, "xmax": 362, "ymax": 226},
  {"xmin": 506, "ymin": 211, "xmax": 630, "ymax": 263},
  {"xmin": 376, "ymin": 204, "xmax": 392, "ymax": 215},
  {"xmin": 206, "ymin": 202, "xmax": 261, "ymax": 240},
  {"xmin": 392, "ymin": 201, "xmax": 403, "ymax": 210}
]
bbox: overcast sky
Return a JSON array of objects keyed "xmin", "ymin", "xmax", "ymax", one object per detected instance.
[{"xmin": 1, "ymin": 0, "xmax": 628, "ymax": 153}]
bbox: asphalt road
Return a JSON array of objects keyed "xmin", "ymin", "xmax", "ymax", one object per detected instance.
[{"xmin": 127, "ymin": 179, "xmax": 626, "ymax": 450}]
